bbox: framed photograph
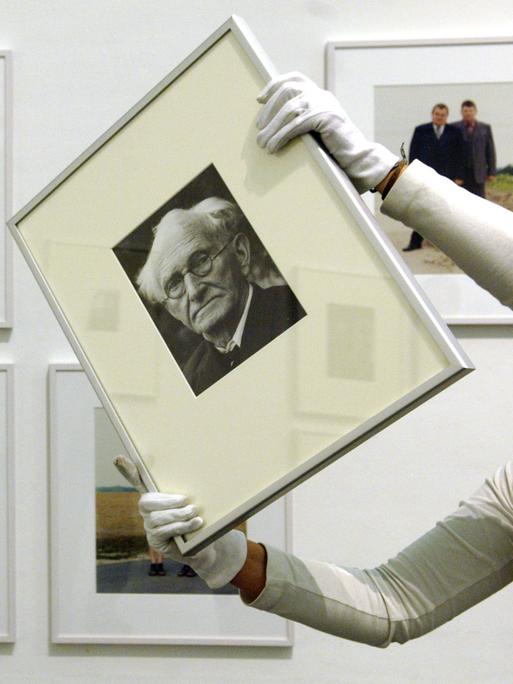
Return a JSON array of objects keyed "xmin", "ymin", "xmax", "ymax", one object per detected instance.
[
  {"xmin": 49, "ymin": 364, "xmax": 293, "ymax": 645},
  {"xmin": 0, "ymin": 52, "xmax": 12, "ymax": 327},
  {"xmin": 325, "ymin": 37, "xmax": 513, "ymax": 324},
  {"xmin": 11, "ymin": 17, "xmax": 471, "ymax": 554},
  {"xmin": 0, "ymin": 364, "xmax": 14, "ymax": 642}
]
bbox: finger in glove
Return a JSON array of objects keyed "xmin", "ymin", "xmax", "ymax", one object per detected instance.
[
  {"xmin": 146, "ymin": 517, "xmax": 203, "ymax": 545},
  {"xmin": 139, "ymin": 492, "xmax": 190, "ymax": 513},
  {"xmin": 256, "ymin": 84, "xmax": 304, "ymax": 130},
  {"xmin": 257, "ymin": 71, "xmax": 310, "ymax": 104},
  {"xmin": 113, "ymin": 454, "xmax": 147, "ymax": 493},
  {"xmin": 144, "ymin": 504, "xmax": 200, "ymax": 530},
  {"xmin": 256, "ymin": 95, "xmax": 306, "ymax": 150}
]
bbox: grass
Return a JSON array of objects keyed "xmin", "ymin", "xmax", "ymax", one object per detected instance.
[{"xmin": 487, "ymin": 174, "xmax": 513, "ymax": 192}]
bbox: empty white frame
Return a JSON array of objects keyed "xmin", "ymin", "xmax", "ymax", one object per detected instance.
[
  {"xmin": 11, "ymin": 18, "xmax": 471, "ymax": 554},
  {"xmin": 49, "ymin": 364, "xmax": 293, "ymax": 645},
  {"xmin": 325, "ymin": 37, "xmax": 513, "ymax": 324},
  {"xmin": 0, "ymin": 52, "xmax": 12, "ymax": 327},
  {"xmin": 0, "ymin": 364, "xmax": 14, "ymax": 641}
]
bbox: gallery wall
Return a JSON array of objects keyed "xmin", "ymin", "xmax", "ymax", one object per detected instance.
[{"xmin": 0, "ymin": 1, "xmax": 512, "ymax": 682}]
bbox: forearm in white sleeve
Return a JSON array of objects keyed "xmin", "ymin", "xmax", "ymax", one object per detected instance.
[
  {"xmin": 381, "ymin": 160, "xmax": 513, "ymax": 310},
  {"xmin": 246, "ymin": 461, "xmax": 513, "ymax": 647}
]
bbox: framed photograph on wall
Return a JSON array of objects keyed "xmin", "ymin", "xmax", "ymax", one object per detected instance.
[
  {"xmin": 11, "ymin": 17, "xmax": 471, "ymax": 554},
  {"xmin": 0, "ymin": 364, "xmax": 14, "ymax": 642},
  {"xmin": 325, "ymin": 37, "xmax": 513, "ymax": 324},
  {"xmin": 49, "ymin": 364, "xmax": 293, "ymax": 645},
  {"xmin": 0, "ymin": 51, "xmax": 12, "ymax": 328}
]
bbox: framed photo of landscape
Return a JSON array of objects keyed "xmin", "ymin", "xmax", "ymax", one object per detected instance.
[
  {"xmin": 0, "ymin": 364, "xmax": 14, "ymax": 642},
  {"xmin": 326, "ymin": 37, "xmax": 513, "ymax": 324},
  {"xmin": 49, "ymin": 364, "xmax": 293, "ymax": 645},
  {"xmin": 11, "ymin": 17, "xmax": 471, "ymax": 554},
  {"xmin": 0, "ymin": 52, "xmax": 12, "ymax": 328}
]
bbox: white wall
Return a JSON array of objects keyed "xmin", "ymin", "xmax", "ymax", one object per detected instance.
[{"xmin": 1, "ymin": 1, "xmax": 512, "ymax": 682}]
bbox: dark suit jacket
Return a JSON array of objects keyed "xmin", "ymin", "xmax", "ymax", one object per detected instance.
[
  {"xmin": 182, "ymin": 284, "xmax": 306, "ymax": 395},
  {"xmin": 451, "ymin": 120, "xmax": 496, "ymax": 183},
  {"xmin": 409, "ymin": 122, "xmax": 464, "ymax": 179}
]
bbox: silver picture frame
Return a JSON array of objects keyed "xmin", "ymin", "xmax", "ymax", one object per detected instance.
[{"xmin": 9, "ymin": 17, "xmax": 472, "ymax": 554}]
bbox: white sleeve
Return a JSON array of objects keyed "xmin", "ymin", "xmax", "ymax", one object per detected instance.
[
  {"xmin": 245, "ymin": 461, "xmax": 513, "ymax": 647},
  {"xmin": 381, "ymin": 160, "xmax": 513, "ymax": 310}
]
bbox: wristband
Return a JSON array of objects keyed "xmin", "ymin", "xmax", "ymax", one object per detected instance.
[
  {"xmin": 381, "ymin": 160, "xmax": 408, "ymax": 199},
  {"xmin": 370, "ymin": 143, "xmax": 407, "ymax": 197}
]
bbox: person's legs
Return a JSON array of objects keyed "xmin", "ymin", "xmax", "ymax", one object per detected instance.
[
  {"xmin": 463, "ymin": 180, "xmax": 485, "ymax": 197},
  {"xmin": 403, "ymin": 230, "xmax": 424, "ymax": 251},
  {"xmin": 149, "ymin": 547, "xmax": 166, "ymax": 576},
  {"xmin": 463, "ymin": 170, "xmax": 485, "ymax": 197}
]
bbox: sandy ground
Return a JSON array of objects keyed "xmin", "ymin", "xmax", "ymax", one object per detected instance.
[{"xmin": 487, "ymin": 186, "xmax": 513, "ymax": 212}]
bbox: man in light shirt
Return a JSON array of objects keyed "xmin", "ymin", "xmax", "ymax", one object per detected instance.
[{"xmin": 137, "ymin": 197, "xmax": 306, "ymax": 395}]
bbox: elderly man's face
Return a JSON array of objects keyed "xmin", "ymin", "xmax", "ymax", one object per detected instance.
[{"xmin": 159, "ymin": 221, "xmax": 250, "ymax": 342}]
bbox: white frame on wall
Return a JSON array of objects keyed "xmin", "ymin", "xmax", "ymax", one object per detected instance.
[
  {"xmin": 0, "ymin": 364, "xmax": 15, "ymax": 642},
  {"xmin": 325, "ymin": 37, "xmax": 513, "ymax": 325},
  {"xmin": 0, "ymin": 51, "xmax": 13, "ymax": 328},
  {"xmin": 49, "ymin": 363, "xmax": 293, "ymax": 645}
]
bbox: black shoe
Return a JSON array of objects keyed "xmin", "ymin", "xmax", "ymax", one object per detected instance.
[
  {"xmin": 148, "ymin": 563, "xmax": 158, "ymax": 576},
  {"xmin": 402, "ymin": 244, "xmax": 422, "ymax": 252},
  {"xmin": 156, "ymin": 563, "xmax": 166, "ymax": 576}
]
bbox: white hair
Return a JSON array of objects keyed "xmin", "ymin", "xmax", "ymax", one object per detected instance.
[{"xmin": 136, "ymin": 197, "xmax": 242, "ymax": 303}]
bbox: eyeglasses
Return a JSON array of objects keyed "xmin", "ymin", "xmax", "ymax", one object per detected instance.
[{"xmin": 160, "ymin": 236, "xmax": 235, "ymax": 301}]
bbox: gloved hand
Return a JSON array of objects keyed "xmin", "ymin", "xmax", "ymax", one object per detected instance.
[
  {"xmin": 256, "ymin": 71, "xmax": 398, "ymax": 194},
  {"xmin": 113, "ymin": 455, "xmax": 248, "ymax": 589}
]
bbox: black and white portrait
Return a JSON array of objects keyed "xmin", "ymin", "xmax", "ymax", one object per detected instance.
[{"xmin": 113, "ymin": 165, "xmax": 306, "ymax": 395}]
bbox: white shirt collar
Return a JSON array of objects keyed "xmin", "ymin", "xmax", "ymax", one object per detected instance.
[{"xmin": 215, "ymin": 283, "xmax": 253, "ymax": 354}]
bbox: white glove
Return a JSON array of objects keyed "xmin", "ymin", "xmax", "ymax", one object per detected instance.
[
  {"xmin": 113, "ymin": 455, "xmax": 248, "ymax": 589},
  {"xmin": 256, "ymin": 71, "xmax": 398, "ymax": 194},
  {"xmin": 139, "ymin": 492, "xmax": 247, "ymax": 589}
]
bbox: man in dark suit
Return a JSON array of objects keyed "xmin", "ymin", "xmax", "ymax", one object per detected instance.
[
  {"xmin": 137, "ymin": 197, "xmax": 306, "ymax": 396},
  {"xmin": 452, "ymin": 100, "xmax": 496, "ymax": 198},
  {"xmin": 403, "ymin": 103, "xmax": 464, "ymax": 251}
]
